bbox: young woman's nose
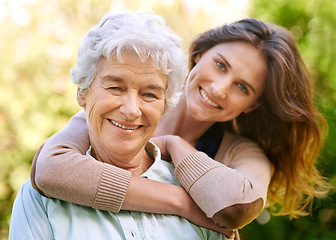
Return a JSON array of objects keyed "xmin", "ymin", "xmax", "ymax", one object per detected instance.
[
  {"xmin": 119, "ymin": 93, "xmax": 142, "ymax": 120},
  {"xmin": 211, "ymin": 79, "xmax": 230, "ymax": 99}
]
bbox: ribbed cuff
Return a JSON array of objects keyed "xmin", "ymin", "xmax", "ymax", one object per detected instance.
[
  {"xmin": 93, "ymin": 164, "xmax": 132, "ymax": 212},
  {"xmin": 175, "ymin": 151, "xmax": 223, "ymax": 192}
]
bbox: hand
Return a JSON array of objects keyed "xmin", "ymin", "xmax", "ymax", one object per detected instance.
[
  {"xmin": 150, "ymin": 135, "xmax": 173, "ymax": 162},
  {"xmin": 177, "ymin": 187, "xmax": 235, "ymax": 238},
  {"xmin": 164, "ymin": 135, "xmax": 198, "ymax": 167},
  {"xmin": 152, "ymin": 135, "xmax": 199, "ymax": 166}
]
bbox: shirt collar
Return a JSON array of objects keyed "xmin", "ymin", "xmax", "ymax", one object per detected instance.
[{"xmin": 86, "ymin": 141, "xmax": 163, "ymax": 178}]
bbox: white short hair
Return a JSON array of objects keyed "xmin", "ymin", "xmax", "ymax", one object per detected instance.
[{"xmin": 71, "ymin": 9, "xmax": 187, "ymax": 111}]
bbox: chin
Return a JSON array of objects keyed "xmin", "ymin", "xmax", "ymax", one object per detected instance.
[{"xmin": 190, "ymin": 112, "xmax": 209, "ymax": 122}]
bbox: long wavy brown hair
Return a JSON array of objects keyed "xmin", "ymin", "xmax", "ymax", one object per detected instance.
[{"xmin": 189, "ymin": 18, "xmax": 329, "ymax": 218}]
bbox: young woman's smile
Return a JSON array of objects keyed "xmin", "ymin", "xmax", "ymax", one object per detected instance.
[
  {"xmin": 199, "ymin": 87, "xmax": 221, "ymax": 108},
  {"xmin": 186, "ymin": 41, "xmax": 267, "ymax": 122}
]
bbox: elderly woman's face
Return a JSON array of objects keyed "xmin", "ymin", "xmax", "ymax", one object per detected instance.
[{"xmin": 78, "ymin": 53, "xmax": 167, "ymax": 162}]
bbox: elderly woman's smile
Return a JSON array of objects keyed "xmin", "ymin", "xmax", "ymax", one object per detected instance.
[
  {"xmin": 77, "ymin": 52, "xmax": 167, "ymax": 168},
  {"xmin": 108, "ymin": 119, "xmax": 141, "ymax": 130}
]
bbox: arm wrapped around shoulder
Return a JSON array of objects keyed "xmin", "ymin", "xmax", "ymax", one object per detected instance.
[
  {"xmin": 175, "ymin": 143, "xmax": 272, "ymax": 229},
  {"xmin": 30, "ymin": 110, "xmax": 132, "ymax": 212}
]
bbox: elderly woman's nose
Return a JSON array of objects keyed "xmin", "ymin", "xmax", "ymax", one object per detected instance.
[{"xmin": 119, "ymin": 94, "xmax": 141, "ymax": 120}]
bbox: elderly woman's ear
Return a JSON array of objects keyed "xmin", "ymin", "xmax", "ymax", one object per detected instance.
[{"xmin": 77, "ymin": 88, "xmax": 86, "ymax": 107}]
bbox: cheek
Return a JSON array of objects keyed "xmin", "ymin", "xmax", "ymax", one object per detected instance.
[
  {"xmin": 85, "ymin": 107, "xmax": 99, "ymax": 133},
  {"xmin": 85, "ymin": 99, "xmax": 108, "ymax": 133},
  {"xmin": 186, "ymin": 66, "xmax": 199, "ymax": 85},
  {"xmin": 227, "ymin": 95, "xmax": 249, "ymax": 111},
  {"xmin": 147, "ymin": 103, "xmax": 164, "ymax": 125},
  {"xmin": 85, "ymin": 101, "xmax": 96, "ymax": 122},
  {"xmin": 155, "ymin": 104, "xmax": 165, "ymax": 119},
  {"xmin": 185, "ymin": 76, "xmax": 199, "ymax": 100}
]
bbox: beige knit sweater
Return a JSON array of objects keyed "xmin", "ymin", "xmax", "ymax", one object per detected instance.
[{"xmin": 31, "ymin": 110, "xmax": 272, "ymax": 230}]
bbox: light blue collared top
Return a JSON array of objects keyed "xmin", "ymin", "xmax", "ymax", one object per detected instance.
[{"xmin": 9, "ymin": 142, "xmax": 226, "ymax": 240}]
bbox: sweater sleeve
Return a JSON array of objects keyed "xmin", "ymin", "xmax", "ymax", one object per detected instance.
[
  {"xmin": 174, "ymin": 135, "xmax": 272, "ymax": 230},
  {"xmin": 30, "ymin": 110, "xmax": 131, "ymax": 212}
]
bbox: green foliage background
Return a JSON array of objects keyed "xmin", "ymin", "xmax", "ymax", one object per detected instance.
[{"xmin": 0, "ymin": 0, "xmax": 335, "ymax": 239}]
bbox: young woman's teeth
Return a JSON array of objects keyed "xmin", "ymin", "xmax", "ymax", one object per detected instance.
[
  {"xmin": 109, "ymin": 120, "xmax": 139, "ymax": 130},
  {"xmin": 200, "ymin": 89, "xmax": 219, "ymax": 108}
]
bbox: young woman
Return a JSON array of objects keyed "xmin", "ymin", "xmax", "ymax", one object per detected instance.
[{"xmin": 31, "ymin": 17, "xmax": 328, "ymax": 235}]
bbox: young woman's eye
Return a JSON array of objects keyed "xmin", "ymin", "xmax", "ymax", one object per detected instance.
[
  {"xmin": 216, "ymin": 61, "xmax": 227, "ymax": 71},
  {"xmin": 236, "ymin": 83, "xmax": 248, "ymax": 94}
]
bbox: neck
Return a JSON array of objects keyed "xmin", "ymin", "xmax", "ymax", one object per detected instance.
[
  {"xmin": 91, "ymin": 145, "xmax": 154, "ymax": 176},
  {"xmin": 156, "ymin": 96, "xmax": 214, "ymax": 146}
]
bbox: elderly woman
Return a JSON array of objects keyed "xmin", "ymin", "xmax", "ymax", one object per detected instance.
[{"xmin": 9, "ymin": 10, "xmax": 228, "ymax": 240}]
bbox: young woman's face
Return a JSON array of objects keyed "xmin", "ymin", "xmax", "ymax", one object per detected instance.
[{"xmin": 185, "ymin": 41, "xmax": 267, "ymax": 122}]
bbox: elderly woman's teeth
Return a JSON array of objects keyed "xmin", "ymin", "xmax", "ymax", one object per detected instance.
[{"xmin": 109, "ymin": 119, "xmax": 139, "ymax": 130}]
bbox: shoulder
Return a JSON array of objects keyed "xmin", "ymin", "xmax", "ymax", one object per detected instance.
[
  {"xmin": 218, "ymin": 132, "xmax": 271, "ymax": 167},
  {"xmin": 19, "ymin": 179, "xmax": 43, "ymax": 199},
  {"xmin": 10, "ymin": 179, "xmax": 48, "ymax": 226},
  {"xmin": 15, "ymin": 179, "xmax": 47, "ymax": 210},
  {"xmin": 224, "ymin": 131, "xmax": 265, "ymax": 153},
  {"xmin": 9, "ymin": 180, "xmax": 55, "ymax": 239}
]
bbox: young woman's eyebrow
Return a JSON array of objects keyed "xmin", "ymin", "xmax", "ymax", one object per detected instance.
[
  {"xmin": 216, "ymin": 53, "xmax": 231, "ymax": 69},
  {"xmin": 217, "ymin": 53, "xmax": 256, "ymax": 94},
  {"xmin": 240, "ymin": 79, "xmax": 256, "ymax": 94}
]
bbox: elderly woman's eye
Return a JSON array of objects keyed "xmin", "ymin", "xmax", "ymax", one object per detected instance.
[
  {"xmin": 109, "ymin": 86, "xmax": 122, "ymax": 91},
  {"xmin": 106, "ymin": 86, "xmax": 124, "ymax": 95},
  {"xmin": 144, "ymin": 93, "xmax": 157, "ymax": 98}
]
